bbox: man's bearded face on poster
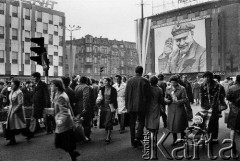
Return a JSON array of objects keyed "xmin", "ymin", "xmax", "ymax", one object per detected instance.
[{"xmin": 174, "ymin": 31, "xmax": 194, "ymax": 54}]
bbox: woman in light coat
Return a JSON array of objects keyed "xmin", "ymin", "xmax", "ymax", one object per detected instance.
[
  {"xmin": 5, "ymin": 80, "xmax": 32, "ymax": 145},
  {"xmin": 52, "ymin": 79, "xmax": 80, "ymax": 161}
]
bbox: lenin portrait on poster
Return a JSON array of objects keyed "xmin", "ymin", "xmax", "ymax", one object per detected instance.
[{"xmin": 154, "ymin": 19, "xmax": 206, "ymax": 74}]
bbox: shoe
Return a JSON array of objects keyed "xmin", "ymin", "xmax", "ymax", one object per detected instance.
[
  {"xmin": 134, "ymin": 139, "xmax": 142, "ymax": 147},
  {"xmin": 84, "ymin": 138, "xmax": 91, "ymax": 143},
  {"xmin": 105, "ymin": 137, "xmax": 111, "ymax": 143},
  {"xmin": 73, "ymin": 151, "xmax": 80, "ymax": 157}
]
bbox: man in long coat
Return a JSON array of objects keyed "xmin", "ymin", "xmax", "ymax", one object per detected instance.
[
  {"xmin": 125, "ymin": 66, "xmax": 151, "ymax": 147},
  {"xmin": 32, "ymin": 72, "xmax": 50, "ymax": 131}
]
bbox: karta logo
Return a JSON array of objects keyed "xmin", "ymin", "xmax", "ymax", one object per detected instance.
[{"xmin": 142, "ymin": 131, "xmax": 239, "ymax": 160}]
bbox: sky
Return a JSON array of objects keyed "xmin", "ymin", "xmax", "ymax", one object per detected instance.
[{"xmin": 54, "ymin": 0, "xmax": 153, "ymax": 42}]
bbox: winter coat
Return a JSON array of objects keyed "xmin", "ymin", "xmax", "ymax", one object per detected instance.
[
  {"xmin": 166, "ymin": 84, "xmax": 188, "ymax": 133},
  {"xmin": 32, "ymin": 81, "xmax": 50, "ymax": 119},
  {"xmin": 54, "ymin": 92, "xmax": 74, "ymax": 133},
  {"xmin": 6, "ymin": 89, "xmax": 26, "ymax": 130},
  {"xmin": 145, "ymin": 86, "xmax": 164, "ymax": 130},
  {"xmin": 125, "ymin": 74, "xmax": 151, "ymax": 112}
]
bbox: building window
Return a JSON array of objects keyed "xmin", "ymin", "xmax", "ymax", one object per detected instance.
[
  {"xmin": 12, "ymin": 51, "xmax": 18, "ymax": 64},
  {"xmin": 86, "ymin": 68, "xmax": 91, "ymax": 73},
  {"xmin": 0, "ymin": 26, "xmax": 4, "ymax": 39},
  {"xmin": 54, "ymin": 45, "xmax": 58, "ymax": 55},
  {"xmin": 37, "ymin": 11, "xmax": 42, "ymax": 22},
  {"xmin": 94, "ymin": 47, "xmax": 98, "ymax": 53},
  {"xmin": 49, "ymin": 55, "xmax": 53, "ymax": 65},
  {"xmin": 94, "ymin": 56, "xmax": 97, "ymax": 63},
  {"xmin": 25, "ymin": 30, "xmax": 30, "ymax": 42},
  {"xmin": 81, "ymin": 57, "xmax": 84, "ymax": 63},
  {"xmin": 54, "ymin": 66, "xmax": 58, "ymax": 76},
  {"xmin": 94, "ymin": 67, "xmax": 97, "ymax": 73},
  {"xmin": 0, "ymin": 50, "xmax": 4, "ymax": 63},
  {"xmin": 49, "ymin": 34, "xmax": 53, "ymax": 45},
  {"xmin": 49, "ymin": 14, "xmax": 53, "ymax": 24},
  {"xmin": 25, "ymin": 53, "xmax": 30, "ymax": 64},
  {"xmin": 59, "ymin": 36, "xmax": 63, "ymax": 46},
  {"xmin": 37, "ymin": 32, "xmax": 42, "ymax": 37},
  {"xmin": 12, "ymin": 5, "xmax": 18, "ymax": 17},
  {"xmin": 86, "ymin": 56, "xmax": 92, "ymax": 63},
  {"xmin": 86, "ymin": 47, "xmax": 92, "ymax": 52},
  {"xmin": 121, "ymin": 52, "xmax": 124, "ymax": 57},
  {"xmin": 102, "ymin": 47, "xmax": 107, "ymax": 54},
  {"xmin": 43, "ymin": 23, "xmax": 48, "ymax": 34},
  {"xmin": 121, "ymin": 60, "xmax": 124, "ymax": 67},
  {"xmin": 59, "ymin": 16, "xmax": 63, "ymax": 26},
  {"xmin": 104, "ymin": 58, "xmax": 107, "ymax": 64},
  {"xmin": 0, "ymin": 3, "xmax": 4, "ymax": 14},
  {"xmin": 81, "ymin": 67, "xmax": 84, "ymax": 73},
  {"xmin": 54, "ymin": 25, "xmax": 58, "ymax": 36},
  {"xmin": 59, "ymin": 56, "xmax": 63, "ymax": 66},
  {"xmin": 12, "ymin": 28, "xmax": 18, "ymax": 40},
  {"xmin": 25, "ymin": 8, "xmax": 30, "ymax": 20},
  {"xmin": 121, "ymin": 69, "xmax": 124, "ymax": 74}
]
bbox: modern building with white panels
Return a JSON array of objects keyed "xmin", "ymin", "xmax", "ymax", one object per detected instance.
[{"xmin": 0, "ymin": 0, "xmax": 65, "ymax": 80}]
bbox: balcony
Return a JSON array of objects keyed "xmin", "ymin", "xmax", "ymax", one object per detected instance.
[
  {"xmin": 12, "ymin": 12, "xmax": 18, "ymax": 17},
  {"xmin": 37, "ymin": 18, "xmax": 42, "ymax": 22},
  {"xmin": 25, "ymin": 15, "xmax": 30, "ymax": 20},
  {"xmin": 84, "ymin": 62, "xmax": 93, "ymax": 66}
]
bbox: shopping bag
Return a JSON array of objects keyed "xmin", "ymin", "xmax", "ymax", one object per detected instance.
[
  {"xmin": 29, "ymin": 118, "xmax": 37, "ymax": 133},
  {"xmin": 73, "ymin": 118, "xmax": 86, "ymax": 142}
]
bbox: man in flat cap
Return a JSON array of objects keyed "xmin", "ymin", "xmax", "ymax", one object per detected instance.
[
  {"xmin": 165, "ymin": 22, "xmax": 206, "ymax": 73},
  {"xmin": 158, "ymin": 37, "xmax": 173, "ymax": 73}
]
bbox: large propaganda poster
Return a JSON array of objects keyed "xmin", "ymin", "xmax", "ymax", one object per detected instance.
[{"xmin": 154, "ymin": 19, "xmax": 207, "ymax": 74}]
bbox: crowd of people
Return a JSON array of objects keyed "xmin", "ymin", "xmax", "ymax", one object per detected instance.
[{"xmin": 0, "ymin": 66, "xmax": 240, "ymax": 160}]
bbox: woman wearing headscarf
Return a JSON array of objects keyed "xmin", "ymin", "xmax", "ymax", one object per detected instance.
[
  {"xmin": 97, "ymin": 77, "xmax": 117, "ymax": 143},
  {"xmin": 165, "ymin": 75, "xmax": 188, "ymax": 146},
  {"xmin": 51, "ymin": 79, "xmax": 80, "ymax": 161}
]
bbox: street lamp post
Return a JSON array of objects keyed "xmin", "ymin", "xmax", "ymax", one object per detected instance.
[{"xmin": 64, "ymin": 25, "xmax": 81, "ymax": 78}]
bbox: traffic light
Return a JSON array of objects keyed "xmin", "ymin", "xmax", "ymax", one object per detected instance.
[
  {"xmin": 30, "ymin": 37, "xmax": 49, "ymax": 71},
  {"xmin": 100, "ymin": 67, "xmax": 104, "ymax": 73}
]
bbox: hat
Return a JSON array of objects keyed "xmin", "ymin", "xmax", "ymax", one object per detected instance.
[{"xmin": 171, "ymin": 22, "xmax": 195, "ymax": 37}]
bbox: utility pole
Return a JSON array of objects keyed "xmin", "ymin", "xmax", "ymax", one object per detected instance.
[
  {"xmin": 141, "ymin": 0, "xmax": 144, "ymax": 65},
  {"xmin": 64, "ymin": 25, "xmax": 81, "ymax": 77}
]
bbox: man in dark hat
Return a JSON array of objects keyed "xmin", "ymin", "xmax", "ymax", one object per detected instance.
[{"xmin": 165, "ymin": 22, "xmax": 206, "ymax": 73}]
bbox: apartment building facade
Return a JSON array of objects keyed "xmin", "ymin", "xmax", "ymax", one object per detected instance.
[{"xmin": 66, "ymin": 35, "xmax": 139, "ymax": 80}]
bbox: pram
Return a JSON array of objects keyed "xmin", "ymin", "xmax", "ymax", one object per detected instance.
[{"xmin": 184, "ymin": 109, "xmax": 213, "ymax": 150}]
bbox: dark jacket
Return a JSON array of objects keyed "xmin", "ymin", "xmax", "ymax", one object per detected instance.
[
  {"xmin": 125, "ymin": 74, "xmax": 151, "ymax": 112},
  {"xmin": 65, "ymin": 87, "xmax": 76, "ymax": 112},
  {"xmin": 32, "ymin": 80, "xmax": 51, "ymax": 119},
  {"xmin": 99, "ymin": 86, "xmax": 118, "ymax": 110},
  {"xmin": 22, "ymin": 86, "xmax": 33, "ymax": 107},
  {"xmin": 182, "ymin": 80, "xmax": 194, "ymax": 103}
]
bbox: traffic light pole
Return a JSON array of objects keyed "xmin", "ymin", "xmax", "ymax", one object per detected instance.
[{"xmin": 45, "ymin": 70, "xmax": 49, "ymax": 84}]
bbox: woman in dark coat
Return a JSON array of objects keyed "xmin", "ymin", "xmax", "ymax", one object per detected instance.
[
  {"xmin": 51, "ymin": 79, "xmax": 80, "ymax": 161},
  {"xmin": 226, "ymin": 75, "xmax": 240, "ymax": 156},
  {"xmin": 165, "ymin": 75, "xmax": 188, "ymax": 146},
  {"xmin": 145, "ymin": 76, "xmax": 164, "ymax": 159},
  {"xmin": 97, "ymin": 77, "xmax": 117, "ymax": 143}
]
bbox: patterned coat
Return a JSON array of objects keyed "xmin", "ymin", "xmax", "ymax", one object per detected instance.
[
  {"xmin": 166, "ymin": 84, "xmax": 188, "ymax": 133},
  {"xmin": 200, "ymin": 80, "xmax": 225, "ymax": 133},
  {"xmin": 6, "ymin": 89, "xmax": 26, "ymax": 130},
  {"xmin": 75, "ymin": 84, "xmax": 93, "ymax": 117}
]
